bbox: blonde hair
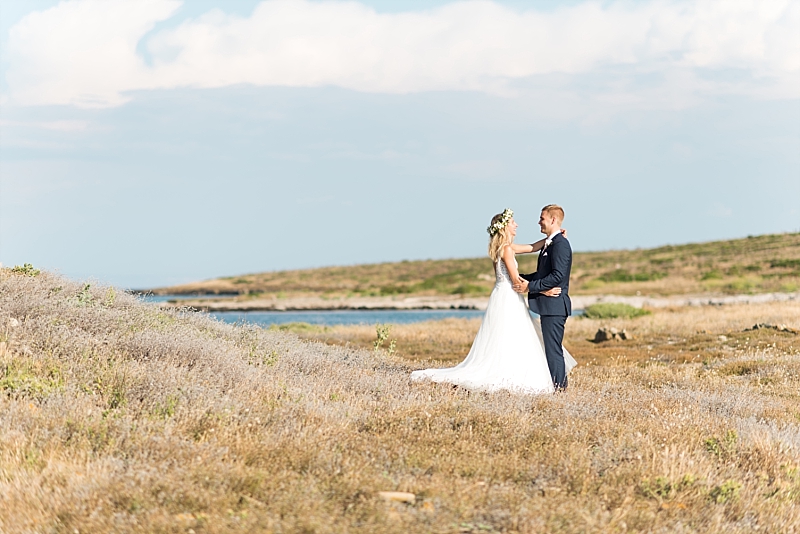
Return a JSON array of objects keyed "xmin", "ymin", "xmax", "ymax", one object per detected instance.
[
  {"xmin": 488, "ymin": 212, "xmax": 513, "ymax": 262},
  {"xmin": 542, "ymin": 204, "xmax": 564, "ymax": 224}
]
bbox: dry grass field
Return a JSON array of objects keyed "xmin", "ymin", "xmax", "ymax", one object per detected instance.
[
  {"xmin": 3, "ymin": 268, "xmax": 800, "ymax": 533},
  {"xmin": 281, "ymin": 302, "xmax": 800, "ymax": 366},
  {"xmin": 152, "ymin": 232, "xmax": 800, "ymax": 298}
]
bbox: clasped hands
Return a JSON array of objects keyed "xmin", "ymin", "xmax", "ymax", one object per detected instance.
[{"xmin": 512, "ymin": 278, "xmax": 561, "ymax": 297}]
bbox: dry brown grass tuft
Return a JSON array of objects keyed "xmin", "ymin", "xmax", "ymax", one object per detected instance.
[{"xmin": 2, "ymin": 269, "xmax": 800, "ymax": 533}]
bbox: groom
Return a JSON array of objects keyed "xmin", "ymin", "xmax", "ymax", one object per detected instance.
[{"xmin": 514, "ymin": 205, "xmax": 572, "ymax": 391}]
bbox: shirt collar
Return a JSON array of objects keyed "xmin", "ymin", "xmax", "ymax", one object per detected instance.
[{"xmin": 546, "ymin": 231, "xmax": 560, "ymax": 243}]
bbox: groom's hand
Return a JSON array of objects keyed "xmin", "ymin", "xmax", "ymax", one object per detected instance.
[{"xmin": 513, "ymin": 279, "xmax": 529, "ymax": 293}]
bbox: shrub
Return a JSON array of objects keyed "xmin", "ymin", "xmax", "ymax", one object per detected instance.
[
  {"xmin": 705, "ymin": 430, "xmax": 738, "ymax": 459},
  {"xmin": 583, "ymin": 303, "xmax": 651, "ymax": 319},
  {"xmin": 770, "ymin": 259, "xmax": 800, "ymax": 269},
  {"xmin": 268, "ymin": 322, "xmax": 324, "ymax": 334},
  {"xmin": 709, "ymin": 480, "xmax": 741, "ymax": 504},
  {"xmin": 640, "ymin": 476, "xmax": 672, "ymax": 499},
  {"xmin": 701, "ymin": 269, "xmax": 723, "ymax": 280},
  {"xmin": 725, "ymin": 278, "xmax": 757, "ymax": 293},
  {"xmin": 11, "ymin": 263, "xmax": 40, "ymax": 277},
  {"xmin": 380, "ymin": 284, "xmax": 412, "ymax": 295},
  {"xmin": 719, "ymin": 361, "xmax": 760, "ymax": 376},
  {"xmin": 598, "ymin": 269, "xmax": 665, "ymax": 283},
  {"xmin": 374, "ymin": 323, "xmax": 394, "ymax": 354},
  {"xmin": 450, "ymin": 284, "xmax": 487, "ymax": 295}
]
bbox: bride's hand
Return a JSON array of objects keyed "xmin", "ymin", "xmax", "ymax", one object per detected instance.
[
  {"xmin": 560, "ymin": 228, "xmax": 568, "ymax": 238},
  {"xmin": 542, "ymin": 287, "xmax": 562, "ymax": 297}
]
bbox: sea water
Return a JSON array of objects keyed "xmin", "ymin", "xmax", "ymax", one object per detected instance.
[
  {"xmin": 140, "ymin": 295, "xmax": 579, "ymax": 326},
  {"xmin": 210, "ymin": 309, "xmax": 485, "ymax": 326},
  {"xmin": 139, "ymin": 295, "xmax": 485, "ymax": 326}
]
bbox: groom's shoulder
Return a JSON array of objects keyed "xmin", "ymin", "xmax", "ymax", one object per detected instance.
[{"xmin": 554, "ymin": 233, "xmax": 572, "ymax": 250}]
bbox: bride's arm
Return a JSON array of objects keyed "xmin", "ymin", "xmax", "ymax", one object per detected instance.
[
  {"xmin": 514, "ymin": 228, "xmax": 568, "ymax": 254},
  {"xmin": 518, "ymin": 238, "xmax": 547, "ymax": 253},
  {"xmin": 502, "ymin": 245, "xmax": 522, "ymax": 281},
  {"xmin": 506, "ymin": 246, "xmax": 559, "ymax": 294},
  {"xmin": 510, "ymin": 242, "xmax": 539, "ymax": 254}
]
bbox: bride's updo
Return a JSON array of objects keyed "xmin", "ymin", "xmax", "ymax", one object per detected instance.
[{"xmin": 487, "ymin": 208, "xmax": 513, "ymax": 262}]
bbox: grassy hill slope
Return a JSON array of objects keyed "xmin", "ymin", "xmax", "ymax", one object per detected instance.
[
  {"xmin": 3, "ymin": 268, "xmax": 800, "ymax": 532},
  {"xmin": 153, "ymin": 232, "xmax": 800, "ymax": 297}
]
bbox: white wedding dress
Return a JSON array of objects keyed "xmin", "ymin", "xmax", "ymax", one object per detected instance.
[{"xmin": 411, "ymin": 258, "xmax": 577, "ymax": 394}]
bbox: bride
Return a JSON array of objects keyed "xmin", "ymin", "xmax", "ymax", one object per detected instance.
[{"xmin": 411, "ymin": 209, "xmax": 576, "ymax": 394}]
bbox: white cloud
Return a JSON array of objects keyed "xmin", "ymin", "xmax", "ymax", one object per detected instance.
[
  {"xmin": 5, "ymin": 0, "xmax": 182, "ymax": 107},
  {"xmin": 5, "ymin": 0, "xmax": 799, "ymax": 108}
]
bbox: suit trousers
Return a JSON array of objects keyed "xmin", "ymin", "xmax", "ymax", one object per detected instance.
[{"xmin": 540, "ymin": 315, "xmax": 568, "ymax": 390}]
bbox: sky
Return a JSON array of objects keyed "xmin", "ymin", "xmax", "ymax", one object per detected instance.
[{"xmin": 1, "ymin": 0, "xmax": 798, "ymax": 289}]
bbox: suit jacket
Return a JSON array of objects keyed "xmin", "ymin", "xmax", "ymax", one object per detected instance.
[{"xmin": 520, "ymin": 233, "xmax": 572, "ymax": 316}]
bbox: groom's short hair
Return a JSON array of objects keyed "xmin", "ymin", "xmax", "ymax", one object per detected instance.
[{"xmin": 542, "ymin": 204, "xmax": 564, "ymax": 224}]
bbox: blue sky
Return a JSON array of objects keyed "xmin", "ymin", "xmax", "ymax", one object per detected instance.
[{"xmin": 1, "ymin": 0, "xmax": 798, "ymax": 288}]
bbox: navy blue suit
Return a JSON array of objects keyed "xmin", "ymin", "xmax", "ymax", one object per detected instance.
[{"xmin": 520, "ymin": 233, "xmax": 572, "ymax": 389}]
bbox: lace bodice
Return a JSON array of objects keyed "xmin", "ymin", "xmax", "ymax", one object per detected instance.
[{"xmin": 495, "ymin": 258, "xmax": 517, "ymax": 287}]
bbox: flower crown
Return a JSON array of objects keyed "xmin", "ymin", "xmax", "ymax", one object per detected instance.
[{"xmin": 487, "ymin": 208, "xmax": 513, "ymax": 237}]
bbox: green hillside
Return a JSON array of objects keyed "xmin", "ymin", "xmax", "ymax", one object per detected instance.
[{"xmin": 153, "ymin": 232, "xmax": 800, "ymax": 297}]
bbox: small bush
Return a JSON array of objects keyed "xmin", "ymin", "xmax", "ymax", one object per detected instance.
[
  {"xmin": 374, "ymin": 323, "xmax": 391, "ymax": 352},
  {"xmin": 725, "ymin": 278, "xmax": 757, "ymax": 293},
  {"xmin": 701, "ymin": 269, "xmax": 723, "ymax": 280},
  {"xmin": 0, "ymin": 360, "xmax": 63, "ymax": 397},
  {"xmin": 269, "ymin": 322, "xmax": 324, "ymax": 334},
  {"xmin": 450, "ymin": 284, "xmax": 487, "ymax": 295},
  {"xmin": 583, "ymin": 303, "xmax": 651, "ymax": 319},
  {"xmin": 705, "ymin": 430, "xmax": 738, "ymax": 459},
  {"xmin": 770, "ymin": 259, "xmax": 800, "ymax": 269},
  {"xmin": 11, "ymin": 263, "xmax": 40, "ymax": 277},
  {"xmin": 641, "ymin": 476, "xmax": 672, "ymax": 499},
  {"xmin": 719, "ymin": 361, "xmax": 760, "ymax": 376},
  {"xmin": 709, "ymin": 480, "xmax": 741, "ymax": 503},
  {"xmin": 598, "ymin": 269, "xmax": 665, "ymax": 283},
  {"xmin": 380, "ymin": 285, "xmax": 412, "ymax": 295}
]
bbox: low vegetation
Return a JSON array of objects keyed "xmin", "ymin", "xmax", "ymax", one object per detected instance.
[
  {"xmin": 10, "ymin": 263, "xmax": 40, "ymax": 277},
  {"xmin": 278, "ymin": 301, "xmax": 800, "ymax": 367},
  {"xmin": 582, "ymin": 303, "xmax": 651, "ymax": 320},
  {"xmin": 151, "ymin": 232, "xmax": 800, "ymax": 298},
  {"xmin": 154, "ymin": 237, "xmax": 800, "ymax": 304},
  {"xmin": 3, "ymin": 268, "xmax": 800, "ymax": 532}
]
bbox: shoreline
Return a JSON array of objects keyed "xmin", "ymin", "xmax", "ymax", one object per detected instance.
[
  {"xmin": 159, "ymin": 295, "xmax": 489, "ymax": 312},
  {"xmin": 157, "ymin": 291, "xmax": 800, "ymax": 312}
]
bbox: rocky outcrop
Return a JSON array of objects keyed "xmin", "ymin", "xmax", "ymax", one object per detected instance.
[{"xmin": 593, "ymin": 327, "xmax": 633, "ymax": 342}]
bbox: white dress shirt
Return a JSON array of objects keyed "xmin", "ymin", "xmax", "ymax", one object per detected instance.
[{"xmin": 543, "ymin": 231, "xmax": 560, "ymax": 251}]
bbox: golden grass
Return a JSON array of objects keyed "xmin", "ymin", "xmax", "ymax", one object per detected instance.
[
  {"xmin": 274, "ymin": 318, "xmax": 480, "ymax": 361},
  {"xmin": 286, "ymin": 301, "xmax": 800, "ymax": 367},
  {"xmin": 2, "ymin": 269, "xmax": 800, "ymax": 533},
  {"xmin": 152, "ymin": 232, "xmax": 800, "ymax": 298}
]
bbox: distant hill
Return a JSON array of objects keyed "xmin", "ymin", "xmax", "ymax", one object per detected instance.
[{"xmin": 152, "ymin": 232, "xmax": 800, "ymax": 297}]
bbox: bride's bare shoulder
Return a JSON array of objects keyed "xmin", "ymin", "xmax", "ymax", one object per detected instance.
[{"xmin": 500, "ymin": 246, "xmax": 517, "ymax": 267}]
